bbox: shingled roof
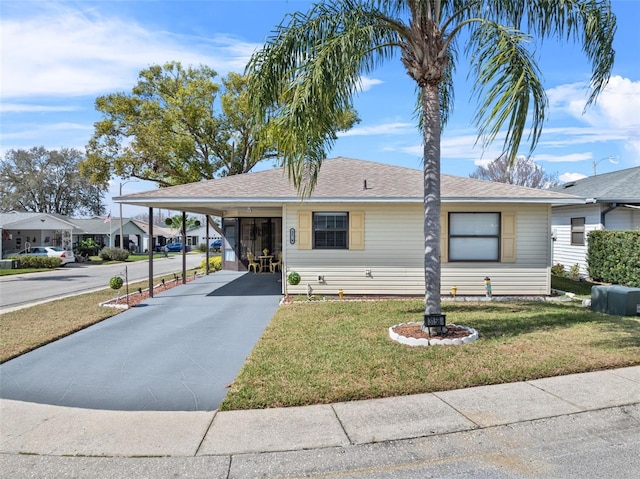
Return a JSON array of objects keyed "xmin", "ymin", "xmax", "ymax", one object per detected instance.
[
  {"xmin": 550, "ymin": 166, "xmax": 640, "ymax": 203},
  {"xmin": 117, "ymin": 157, "xmax": 582, "ymax": 212}
]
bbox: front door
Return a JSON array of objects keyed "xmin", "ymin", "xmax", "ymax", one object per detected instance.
[{"xmin": 222, "ymin": 217, "xmax": 282, "ymax": 271}]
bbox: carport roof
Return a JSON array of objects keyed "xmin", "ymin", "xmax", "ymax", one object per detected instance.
[{"xmin": 115, "ymin": 157, "xmax": 583, "ymax": 215}]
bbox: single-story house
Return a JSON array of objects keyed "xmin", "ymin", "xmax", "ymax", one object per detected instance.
[
  {"xmin": 549, "ymin": 166, "xmax": 640, "ymax": 277},
  {"xmin": 72, "ymin": 217, "xmax": 148, "ymax": 253},
  {"xmin": 116, "ymin": 157, "xmax": 583, "ymax": 296},
  {"xmin": 0, "ymin": 212, "xmax": 77, "ymax": 258}
]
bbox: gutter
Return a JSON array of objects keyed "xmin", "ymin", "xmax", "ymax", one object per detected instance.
[{"xmin": 600, "ymin": 202, "xmax": 618, "ymax": 227}]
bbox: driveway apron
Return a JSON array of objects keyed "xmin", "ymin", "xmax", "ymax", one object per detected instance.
[{"xmin": 0, "ymin": 271, "xmax": 282, "ymax": 412}]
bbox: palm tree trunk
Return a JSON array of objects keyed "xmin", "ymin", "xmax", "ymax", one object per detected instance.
[{"xmin": 422, "ymin": 83, "xmax": 445, "ymax": 333}]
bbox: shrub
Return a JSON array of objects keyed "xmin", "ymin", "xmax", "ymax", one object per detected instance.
[
  {"xmin": 200, "ymin": 256, "xmax": 222, "ymax": 273},
  {"xmin": 551, "ymin": 263, "xmax": 566, "ymax": 276},
  {"xmin": 99, "ymin": 247, "xmax": 130, "ymax": 262},
  {"xmin": 109, "ymin": 276, "xmax": 124, "ymax": 290},
  {"xmin": 587, "ymin": 230, "xmax": 640, "ymax": 287},
  {"xmin": 76, "ymin": 238, "xmax": 100, "ymax": 257},
  {"xmin": 287, "ymin": 271, "xmax": 301, "ymax": 285},
  {"xmin": 10, "ymin": 255, "xmax": 62, "ymax": 269}
]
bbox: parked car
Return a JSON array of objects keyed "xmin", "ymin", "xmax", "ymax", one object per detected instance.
[
  {"xmin": 165, "ymin": 243, "xmax": 191, "ymax": 252},
  {"xmin": 210, "ymin": 239, "xmax": 222, "ymax": 249},
  {"xmin": 15, "ymin": 246, "xmax": 76, "ymax": 265}
]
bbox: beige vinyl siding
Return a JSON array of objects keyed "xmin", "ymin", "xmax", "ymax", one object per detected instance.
[{"xmin": 284, "ymin": 202, "xmax": 553, "ymax": 296}]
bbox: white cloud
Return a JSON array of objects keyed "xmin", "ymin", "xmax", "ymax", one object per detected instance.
[
  {"xmin": 0, "ymin": 3, "xmax": 260, "ymax": 99},
  {"xmin": 547, "ymin": 76, "xmax": 640, "ymax": 159},
  {"xmin": 357, "ymin": 76, "xmax": 384, "ymax": 92},
  {"xmin": 338, "ymin": 122, "xmax": 415, "ymax": 137},
  {"xmin": 559, "ymin": 172, "xmax": 588, "ymax": 183},
  {"xmin": 473, "ymin": 159, "xmax": 493, "ymax": 168},
  {"xmin": 532, "ymin": 152, "xmax": 593, "ymax": 163},
  {"xmin": 0, "ymin": 103, "xmax": 81, "ymax": 113}
]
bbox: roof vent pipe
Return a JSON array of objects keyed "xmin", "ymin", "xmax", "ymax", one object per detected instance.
[{"xmin": 363, "ymin": 179, "xmax": 369, "ymax": 190}]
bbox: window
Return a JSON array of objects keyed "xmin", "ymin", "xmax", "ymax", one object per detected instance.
[
  {"xmin": 313, "ymin": 212, "xmax": 348, "ymax": 249},
  {"xmin": 571, "ymin": 217, "xmax": 585, "ymax": 245},
  {"xmin": 449, "ymin": 212, "xmax": 500, "ymax": 261}
]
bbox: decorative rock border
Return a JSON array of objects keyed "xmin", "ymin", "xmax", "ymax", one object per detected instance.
[{"xmin": 389, "ymin": 322, "xmax": 479, "ymax": 346}]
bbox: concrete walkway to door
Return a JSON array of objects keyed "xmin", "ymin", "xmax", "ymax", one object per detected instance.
[{"xmin": 0, "ymin": 271, "xmax": 283, "ymax": 412}]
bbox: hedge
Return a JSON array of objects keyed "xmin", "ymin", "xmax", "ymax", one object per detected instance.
[
  {"xmin": 10, "ymin": 255, "xmax": 62, "ymax": 269},
  {"xmin": 99, "ymin": 247, "xmax": 130, "ymax": 262},
  {"xmin": 587, "ymin": 230, "xmax": 640, "ymax": 287}
]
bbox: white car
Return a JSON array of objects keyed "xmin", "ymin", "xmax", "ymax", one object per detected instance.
[{"xmin": 15, "ymin": 246, "xmax": 76, "ymax": 266}]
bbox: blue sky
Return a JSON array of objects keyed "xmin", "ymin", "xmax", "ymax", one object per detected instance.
[{"xmin": 1, "ymin": 0, "xmax": 639, "ymax": 217}]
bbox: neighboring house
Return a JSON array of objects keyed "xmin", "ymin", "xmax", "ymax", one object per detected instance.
[
  {"xmin": 117, "ymin": 157, "xmax": 582, "ymax": 296},
  {"xmin": 0, "ymin": 212, "xmax": 151, "ymax": 258},
  {"xmin": 72, "ymin": 217, "xmax": 147, "ymax": 253},
  {"xmin": 549, "ymin": 167, "xmax": 640, "ymax": 277},
  {"xmin": 0, "ymin": 212, "xmax": 77, "ymax": 258},
  {"xmin": 128, "ymin": 220, "xmax": 175, "ymax": 252},
  {"xmin": 185, "ymin": 219, "xmax": 222, "ymax": 249}
]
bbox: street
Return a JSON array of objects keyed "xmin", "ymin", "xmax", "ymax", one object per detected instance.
[{"xmin": 0, "ymin": 253, "xmax": 206, "ymax": 313}]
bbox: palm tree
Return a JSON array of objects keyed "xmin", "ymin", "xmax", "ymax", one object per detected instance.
[{"xmin": 247, "ymin": 0, "xmax": 616, "ymax": 329}]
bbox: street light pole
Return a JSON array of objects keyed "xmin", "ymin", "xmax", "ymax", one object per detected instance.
[
  {"xmin": 119, "ymin": 180, "xmax": 137, "ymax": 250},
  {"xmin": 592, "ymin": 156, "xmax": 616, "ymax": 176}
]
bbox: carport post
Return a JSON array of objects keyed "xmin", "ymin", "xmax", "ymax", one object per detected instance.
[
  {"xmin": 182, "ymin": 211, "xmax": 187, "ymax": 284},
  {"xmin": 148, "ymin": 207, "xmax": 154, "ymax": 298},
  {"xmin": 205, "ymin": 215, "xmax": 210, "ymax": 275}
]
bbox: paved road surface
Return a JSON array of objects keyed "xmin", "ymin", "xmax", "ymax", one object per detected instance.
[{"xmin": 0, "ymin": 253, "xmax": 206, "ymax": 313}]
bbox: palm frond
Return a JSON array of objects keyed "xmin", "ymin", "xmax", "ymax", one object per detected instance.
[{"xmin": 467, "ymin": 21, "xmax": 547, "ymax": 162}]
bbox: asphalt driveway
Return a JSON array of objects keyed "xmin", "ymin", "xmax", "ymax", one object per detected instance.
[{"xmin": 0, "ymin": 271, "xmax": 283, "ymax": 411}]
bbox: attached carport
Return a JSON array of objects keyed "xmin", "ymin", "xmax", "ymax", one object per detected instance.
[{"xmin": 113, "ymin": 171, "xmax": 296, "ymax": 297}]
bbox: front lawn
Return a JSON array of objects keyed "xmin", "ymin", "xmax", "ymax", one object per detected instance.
[{"xmin": 220, "ymin": 299, "xmax": 640, "ymax": 410}]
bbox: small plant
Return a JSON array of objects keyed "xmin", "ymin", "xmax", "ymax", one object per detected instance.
[
  {"xmin": 287, "ymin": 271, "xmax": 301, "ymax": 285},
  {"xmin": 551, "ymin": 263, "xmax": 566, "ymax": 277},
  {"xmin": 568, "ymin": 263, "xmax": 581, "ymax": 280},
  {"xmin": 200, "ymin": 256, "xmax": 222, "ymax": 273},
  {"xmin": 100, "ymin": 247, "xmax": 130, "ymax": 262},
  {"xmin": 109, "ymin": 276, "xmax": 124, "ymax": 290}
]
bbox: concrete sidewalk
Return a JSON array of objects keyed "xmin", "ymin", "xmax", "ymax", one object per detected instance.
[{"xmin": 2, "ymin": 366, "xmax": 638, "ymax": 458}]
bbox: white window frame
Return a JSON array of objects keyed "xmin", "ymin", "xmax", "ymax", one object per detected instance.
[{"xmin": 313, "ymin": 212, "xmax": 348, "ymax": 249}]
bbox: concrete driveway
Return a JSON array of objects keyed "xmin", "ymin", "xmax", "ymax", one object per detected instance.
[{"xmin": 0, "ymin": 271, "xmax": 282, "ymax": 411}]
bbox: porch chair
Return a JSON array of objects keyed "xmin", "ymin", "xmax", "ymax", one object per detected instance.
[
  {"xmin": 247, "ymin": 252, "xmax": 262, "ymax": 273},
  {"xmin": 270, "ymin": 251, "xmax": 283, "ymax": 273}
]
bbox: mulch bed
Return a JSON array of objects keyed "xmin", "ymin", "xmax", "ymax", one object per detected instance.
[
  {"xmin": 103, "ymin": 274, "xmax": 199, "ymax": 308},
  {"xmin": 391, "ymin": 323, "xmax": 474, "ymax": 340}
]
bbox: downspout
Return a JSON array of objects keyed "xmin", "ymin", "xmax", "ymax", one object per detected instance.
[{"xmin": 600, "ymin": 203, "xmax": 618, "ymax": 228}]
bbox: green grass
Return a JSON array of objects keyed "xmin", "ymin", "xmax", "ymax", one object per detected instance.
[
  {"xmin": 551, "ymin": 275, "xmax": 599, "ymax": 296},
  {"xmin": 220, "ymin": 299, "xmax": 640, "ymax": 410}
]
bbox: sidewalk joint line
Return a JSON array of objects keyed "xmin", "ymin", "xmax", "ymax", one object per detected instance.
[
  {"xmin": 194, "ymin": 410, "xmax": 218, "ymax": 457},
  {"xmin": 330, "ymin": 404, "xmax": 354, "ymax": 445}
]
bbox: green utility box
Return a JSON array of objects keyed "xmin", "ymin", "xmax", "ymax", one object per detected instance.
[{"xmin": 591, "ymin": 285, "xmax": 640, "ymax": 316}]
